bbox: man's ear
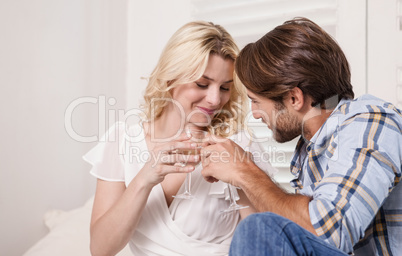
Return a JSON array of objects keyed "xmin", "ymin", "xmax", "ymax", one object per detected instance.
[{"xmin": 286, "ymin": 87, "xmax": 305, "ymax": 111}]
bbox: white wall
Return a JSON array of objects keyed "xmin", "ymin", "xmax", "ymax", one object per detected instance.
[
  {"xmin": 338, "ymin": 0, "xmax": 402, "ymax": 106},
  {"xmin": 0, "ymin": 1, "xmax": 127, "ymax": 255},
  {"xmin": 367, "ymin": 0, "xmax": 402, "ymax": 107},
  {"xmin": 337, "ymin": 0, "xmax": 367, "ymax": 98},
  {"xmin": 126, "ymin": 0, "xmax": 193, "ymax": 110}
]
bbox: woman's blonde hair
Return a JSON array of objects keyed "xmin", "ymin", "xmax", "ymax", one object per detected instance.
[{"xmin": 141, "ymin": 21, "xmax": 248, "ymax": 137}]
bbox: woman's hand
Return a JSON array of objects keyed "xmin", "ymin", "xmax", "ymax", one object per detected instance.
[{"xmin": 137, "ymin": 132, "xmax": 201, "ymax": 187}]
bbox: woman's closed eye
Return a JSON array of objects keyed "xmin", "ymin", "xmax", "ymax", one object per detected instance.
[
  {"xmin": 196, "ymin": 82, "xmax": 230, "ymax": 92},
  {"xmin": 196, "ymin": 83, "xmax": 208, "ymax": 88}
]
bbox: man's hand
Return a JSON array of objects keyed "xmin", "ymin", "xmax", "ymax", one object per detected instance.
[{"xmin": 200, "ymin": 135, "xmax": 259, "ymax": 187}]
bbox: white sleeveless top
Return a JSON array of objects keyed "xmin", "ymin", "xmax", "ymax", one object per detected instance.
[{"xmin": 83, "ymin": 122, "xmax": 277, "ymax": 256}]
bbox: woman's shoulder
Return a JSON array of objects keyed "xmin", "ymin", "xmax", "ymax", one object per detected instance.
[{"xmin": 106, "ymin": 121, "xmax": 145, "ymax": 141}]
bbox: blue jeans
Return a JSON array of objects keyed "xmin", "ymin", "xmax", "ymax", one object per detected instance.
[{"xmin": 229, "ymin": 212, "xmax": 348, "ymax": 256}]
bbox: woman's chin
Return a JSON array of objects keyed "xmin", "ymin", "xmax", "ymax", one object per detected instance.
[{"xmin": 187, "ymin": 119, "xmax": 211, "ymax": 128}]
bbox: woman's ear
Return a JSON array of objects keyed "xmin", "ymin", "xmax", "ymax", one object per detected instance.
[{"xmin": 286, "ymin": 87, "xmax": 305, "ymax": 111}]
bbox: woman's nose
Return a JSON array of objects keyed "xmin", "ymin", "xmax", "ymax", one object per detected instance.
[{"xmin": 205, "ymin": 87, "xmax": 221, "ymax": 106}]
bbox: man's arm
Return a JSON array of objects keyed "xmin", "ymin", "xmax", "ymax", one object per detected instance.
[
  {"xmin": 201, "ymin": 138, "xmax": 317, "ymax": 234},
  {"xmin": 239, "ymin": 163, "xmax": 316, "ymax": 234}
]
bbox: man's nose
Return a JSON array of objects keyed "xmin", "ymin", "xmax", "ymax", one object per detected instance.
[{"xmin": 251, "ymin": 104, "xmax": 261, "ymax": 119}]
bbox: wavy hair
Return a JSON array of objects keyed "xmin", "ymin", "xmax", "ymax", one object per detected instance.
[
  {"xmin": 141, "ymin": 21, "xmax": 248, "ymax": 137},
  {"xmin": 236, "ymin": 17, "xmax": 354, "ymax": 109}
]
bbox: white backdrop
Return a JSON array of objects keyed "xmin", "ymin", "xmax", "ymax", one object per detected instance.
[{"xmin": 0, "ymin": 1, "xmax": 127, "ymax": 255}]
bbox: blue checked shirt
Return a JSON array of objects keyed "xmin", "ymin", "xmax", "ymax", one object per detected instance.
[{"xmin": 290, "ymin": 95, "xmax": 402, "ymax": 255}]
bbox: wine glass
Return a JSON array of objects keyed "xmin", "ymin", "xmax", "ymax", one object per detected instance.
[
  {"xmin": 173, "ymin": 128, "xmax": 207, "ymax": 199},
  {"xmin": 221, "ymin": 183, "xmax": 249, "ymax": 213}
]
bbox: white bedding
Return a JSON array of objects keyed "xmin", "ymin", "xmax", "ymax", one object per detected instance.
[{"xmin": 23, "ymin": 197, "xmax": 132, "ymax": 256}]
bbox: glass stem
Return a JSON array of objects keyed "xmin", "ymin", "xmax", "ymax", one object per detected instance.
[
  {"xmin": 184, "ymin": 173, "xmax": 191, "ymax": 194},
  {"xmin": 228, "ymin": 184, "xmax": 236, "ymax": 206}
]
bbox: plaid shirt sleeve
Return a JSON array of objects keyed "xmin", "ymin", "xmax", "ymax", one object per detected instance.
[{"xmin": 307, "ymin": 104, "xmax": 402, "ymax": 253}]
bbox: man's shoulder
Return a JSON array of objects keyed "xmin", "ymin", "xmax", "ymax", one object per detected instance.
[{"xmin": 334, "ymin": 94, "xmax": 402, "ymax": 120}]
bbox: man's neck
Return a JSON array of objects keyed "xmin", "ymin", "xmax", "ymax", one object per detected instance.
[{"xmin": 301, "ymin": 107, "xmax": 334, "ymax": 141}]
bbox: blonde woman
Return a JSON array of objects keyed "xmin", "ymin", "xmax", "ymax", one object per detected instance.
[{"xmin": 84, "ymin": 21, "xmax": 277, "ymax": 256}]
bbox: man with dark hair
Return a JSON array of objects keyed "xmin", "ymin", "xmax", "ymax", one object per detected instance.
[{"xmin": 201, "ymin": 17, "xmax": 402, "ymax": 255}]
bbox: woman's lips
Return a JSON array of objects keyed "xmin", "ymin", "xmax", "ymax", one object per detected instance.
[{"xmin": 197, "ymin": 107, "xmax": 216, "ymax": 115}]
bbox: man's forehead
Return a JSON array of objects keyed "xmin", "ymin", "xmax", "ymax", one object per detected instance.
[{"xmin": 246, "ymin": 90, "xmax": 258, "ymax": 99}]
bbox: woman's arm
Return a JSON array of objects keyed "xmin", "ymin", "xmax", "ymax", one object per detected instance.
[
  {"xmin": 89, "ymin": 133, "xmax": 199, "ymax": 256},
  {"xmin": 90, "ymin": 177, "xmax": 153, "ymax": 256}
]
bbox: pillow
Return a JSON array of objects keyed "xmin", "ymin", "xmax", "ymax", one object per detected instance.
[{"xmin": 23, "ymin": 196, "xmax": 132, "ymax": 256}]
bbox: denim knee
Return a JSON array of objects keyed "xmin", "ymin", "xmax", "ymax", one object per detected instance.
[
  {"xmin": 230, "ymin": 212, "xmax": 295, "ymax": 256},
  {"xmin": 240, "ymin": 212, "xmax": 292, "ymax": 234}
]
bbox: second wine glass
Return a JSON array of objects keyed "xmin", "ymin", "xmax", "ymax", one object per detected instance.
[{"xmin": 221, "ymin": 183, "xmax": 249, "ymax": 213}]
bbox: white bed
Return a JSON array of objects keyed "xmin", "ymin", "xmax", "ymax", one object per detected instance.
[{"xmin": 23, "ymin": 197, "xmax": 132, "ymax": 256}]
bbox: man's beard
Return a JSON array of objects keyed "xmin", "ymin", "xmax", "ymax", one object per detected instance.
[{"xmin": 271, "ymin": 102, "xmax": 302, "ymax": 143}]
